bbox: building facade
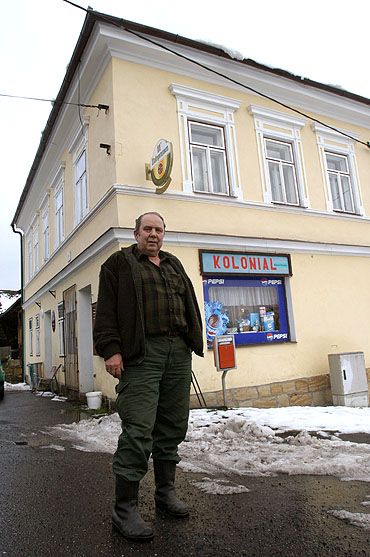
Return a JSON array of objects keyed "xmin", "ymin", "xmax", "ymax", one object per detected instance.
[{"xmin": 12, "ymin": 10, "xmax": 370, "ymax": 406}]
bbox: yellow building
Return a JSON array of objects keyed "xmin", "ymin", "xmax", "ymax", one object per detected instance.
[{"xmin": 12, "ymin": 10, "xmax": 370, "ymax": 407}]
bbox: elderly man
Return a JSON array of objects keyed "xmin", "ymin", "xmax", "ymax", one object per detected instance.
[{"xmin": 94, "ymin": 212, "xmax": 203, "ymax": 541}]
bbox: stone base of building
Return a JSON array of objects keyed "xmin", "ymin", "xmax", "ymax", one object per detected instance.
[{"xmin": 190, "ymin": 369, "xmax": 370, "ymax": 409}]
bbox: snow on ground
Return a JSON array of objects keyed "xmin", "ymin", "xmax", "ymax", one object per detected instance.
[
  {"xmin": 46, "ymin": 404, "xmax": 370, "ymax": 531},
  {"xmin": 50, "ymin": 406, "xmax": 370, "ymax": 485},
  {"xmin": 4, "ymin": 382, "xmax": 30, "ymax": 391}
]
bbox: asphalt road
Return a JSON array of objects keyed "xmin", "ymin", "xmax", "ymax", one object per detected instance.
[{"xmin": 0, "ymin": 390, "xmax": 369, "ymax": 557}]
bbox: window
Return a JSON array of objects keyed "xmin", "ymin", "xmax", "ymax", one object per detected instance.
[
  {"xmin": 313, "ymin": 123, "xmax": 363, "ymax": 215},
  {"xmin": 55, "ymin": 186, "xmax": 64, "ymax": 248},
  {"xmin": 58, "ymin": 302, "xmax": 65, "ymax": 357},
  {"xmin": 203, "ymin": 276, "xmax": 290, "ymax": 348},
  {"xmin": 325, "ymin": 152, "xmax": 355, "ymax": 213},
  {"xmin": 264, "ymin": 139, "xmax": 299, "ymax": 205},
  {"xmin": 33, "ymin": 222, "xmax": 39, "ymax": 274},
  {"xmin": 249, "ymin": 105, "xmax": 308, "ymax": 207},
  {"xmin": 170, "ymin": 84, "xmax": 241, "ymax": 198},
  {"xmin": 27, "ymin": 236, "xmax": 32, "ymax": 281},
  {"xmin": 35, "ymin": 314, "xmax": 40, "ymax": 356},
  {"xmin": 42, "ymin": 205, "xmax": 49, "ymax": 262},
  {"xmin": 189, "ymin": 122, "xmax": 229, "ymax": 194},
  {"xmin": 75, "ymin": 149, "xmax": 88, "ymax": 224},
  {"xmin": 29, "ymin": 318, "xmax": 33, "ymax": 356}
]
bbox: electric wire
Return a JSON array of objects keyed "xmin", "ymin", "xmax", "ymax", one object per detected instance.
[
  {"xmin": 0, "ymin": 92, "xmax": 106, "ymax": 111},
  {"xmin": 61, "ymin": 0, "xmax": 370, "ymax": 149}
]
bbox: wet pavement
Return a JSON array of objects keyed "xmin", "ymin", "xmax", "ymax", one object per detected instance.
[{"xmin": 0, "ymin": 390, "xmax": 369, "ymax": 556}]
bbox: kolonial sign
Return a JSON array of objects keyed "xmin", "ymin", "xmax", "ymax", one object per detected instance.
[
  {"xmin": 200, "ymin": 251, "xmax": 291, "ymax": 276},
  {"xmin": 146, "ymin": 139, "xmax": 173, "ymax": 194}
]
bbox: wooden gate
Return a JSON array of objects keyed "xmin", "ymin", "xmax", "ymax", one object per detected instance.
[{"xmin": 63, "ymin": 285, "xmax": 79, "ymax": 397}]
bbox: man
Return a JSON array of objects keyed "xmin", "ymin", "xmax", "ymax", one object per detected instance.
[{"xmin": 94, "ymin": 212, "xmax": 203, "ymax": 542}]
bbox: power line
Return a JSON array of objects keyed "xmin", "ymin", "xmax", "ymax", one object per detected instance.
[
  {"xmin": 61, "ymin": 0, "xmax": 370, "ymax": 149},
  {"xmin": 0, "ymin": 92, "xmax": 109, "ymax": 112}
]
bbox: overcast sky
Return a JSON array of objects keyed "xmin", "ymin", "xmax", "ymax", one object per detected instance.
[{"xmin": 1, "ymin": 0, "xmax": 369, "ymax": 291}]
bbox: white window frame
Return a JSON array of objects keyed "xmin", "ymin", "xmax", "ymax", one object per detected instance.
[
  {"xmin": 74, "ymin": 148, "xmax": 88, "ymax": 224},
  {"xmin": 32, "ymin": 219, "xmax": 39, "ymax": 275},
  {"xmin": 41, "ymin": 202, "xmax": 50, "ymax": 263},
  {"xmin": 249, "ymin": 105, "xmax": 309, "ymax": 207},
  {"xmin": 188, "ymin": 121, "xmax": 230, "ymax": 195},
  {"xmin": 29, "ymin": 317, "xmax": 33, "ymax": 356},
  {"xmin": 55, "ymin": 185, "xmax": 64, "ymax": 248},
  {"xmin": 26, "ymin": 234, "xmax": 32, "ymax": 282},
  {"xmin": 35, "ymin": 313, "xmax": 40, "ymax": 357},
  {"xmin": 313, "ymin": 123, "xmax": 363, "ymax": 216},
  {"xmin": 58, "ymin": 302, "xmax": 65, "ymax": 357},
  {"xmin": 170, "ymin": 84, "xmax": 241, "ymax": 198}
]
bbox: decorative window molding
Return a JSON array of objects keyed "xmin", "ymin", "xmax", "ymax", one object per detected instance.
[
  {"xmin": 41, "ymin": 200, "xmax": 50, "ymax": 263},
  {"xmin": 170, "ymin": 84, "xmax": 242, "ymax": 198},
  {"xmin": 26, "ymin": 235, "xmax": 32, "ymax": 283},
  {"xmin": 32, "ymin": 218, "xmax": 39, "ymax": 275},
  {"xmin": 248, "ymin": 105, "xmax": 309, "ymax": 208},
  {"xmin": 54, "ymin": 185, "xmax": 64, "ymax": 249},
  {"xmin": 313, "ymin": 123, "xmax": 363, "ymax": 216},
  {"xmin": 69, "ymin": 124, "xmax": 89, "ymax": 226}
]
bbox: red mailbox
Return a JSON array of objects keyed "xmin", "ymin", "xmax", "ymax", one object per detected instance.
[{"xmin": 213, "ymin": 335, "xmax": 236, "ymax": 371}]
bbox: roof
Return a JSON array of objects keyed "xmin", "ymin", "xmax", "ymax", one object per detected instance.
[{"xmin": 11, "ymin": 9, "xmax": 370, "ymax": 227}]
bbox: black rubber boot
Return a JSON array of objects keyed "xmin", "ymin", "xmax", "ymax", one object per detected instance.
[
  {"xmin": 112, "ymin": 476, "xmax": 154, "ymax": 541},
  {"xmin": 153, "ymin": 460, "xmax": 189, "ymax": 518}
]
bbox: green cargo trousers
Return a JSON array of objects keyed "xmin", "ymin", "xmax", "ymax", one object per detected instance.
[{"xmin": 113, "ymin": 335, "xmax": 192, "ymax": 482}]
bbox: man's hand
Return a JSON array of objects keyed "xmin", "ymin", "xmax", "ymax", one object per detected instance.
[{"xmin": 105, "ymin": 353, "xmax": 123, "ymax": 379}]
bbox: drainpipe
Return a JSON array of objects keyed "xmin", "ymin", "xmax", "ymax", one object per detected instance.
[{"xmin": 11, "ymin": 224, "xmax": 25, "ymax": 382}]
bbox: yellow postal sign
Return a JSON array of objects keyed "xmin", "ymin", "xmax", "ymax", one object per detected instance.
[{"xmin": 148, "ymin": 139, "xmax": 173, "ymax": 194}]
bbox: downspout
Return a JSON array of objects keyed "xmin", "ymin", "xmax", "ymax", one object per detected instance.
[{"xmin": 11, "ymin": 224, "xmax": 25, "ymax": 382}]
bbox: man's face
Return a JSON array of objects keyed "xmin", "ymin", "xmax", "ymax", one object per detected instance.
[{"xmin": 135, "ymin": 213, "xmax": 165, "ymax": 257}]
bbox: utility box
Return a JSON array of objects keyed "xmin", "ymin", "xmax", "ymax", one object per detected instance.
[{"xmin": 328, "ymin": 352, "xmax": 369, "ymax": 407}]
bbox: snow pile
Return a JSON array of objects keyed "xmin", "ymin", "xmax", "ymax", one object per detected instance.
[
  {"xmin": 50, "ymin": 406, "xmax": 370, "ymax": 483},
  {"xmin": 327, "ymin": 509, "xmax": 370, "ymax": 531},
  {"xmin": 5, "ymin": 382, "xmax": 31, "ymax": 391}
]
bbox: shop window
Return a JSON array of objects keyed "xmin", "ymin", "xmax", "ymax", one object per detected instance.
[{"xmin": 203, "ymin": 276, "xmax": 290, "ymax": 347}]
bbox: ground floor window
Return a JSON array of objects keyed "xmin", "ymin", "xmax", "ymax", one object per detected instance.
[
  {"xmin": 203, "ymin": 276, "xmax": 290, "ymax": 348},
  {"xmin": 58, "ymin": 302, "xmax": 65, "ymax": 357}
]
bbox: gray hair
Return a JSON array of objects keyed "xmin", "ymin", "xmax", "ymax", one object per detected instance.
[{"xmin": 134, "ymin": 212, "xmax": 166, "ymax": 233}]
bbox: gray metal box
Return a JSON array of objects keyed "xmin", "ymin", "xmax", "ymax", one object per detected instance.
[{"xmin": 328, "ymin": 352, "xmax": 369, "ymax": 407}]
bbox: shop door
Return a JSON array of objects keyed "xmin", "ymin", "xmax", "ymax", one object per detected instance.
[{"xmin": 63, "ymin": 285, "xmax": 79, "ymax": 397}]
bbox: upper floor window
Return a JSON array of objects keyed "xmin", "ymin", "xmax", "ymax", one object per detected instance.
[
  {"xmin": 264, "ymin": 139, "xmax": 299, "ymax": 205},
  {"xmin": 313, "ymin": 123, "xmax": 363, "ymax": 216},
  {"xmin": 325, "ymin": 152, "xmax": 355, "ymax": 213},
  {"xmin": 189, "ymin": 122, "xmax": 229, "ymax": 195},
  {"xmin": 75, "ymin": 149, "xmax": 88, "ymax": 224},
  {"xmin": 170, "ymin": 84, "xmax": 241, "ymax": 199},
  {"xmin": 33, "ymin": 221, "xmax": 39, "ymax": 274},
  {"xmin": 55, "ymin": 186, "xmax": 64, "ymax": 248},
  {"xmin": 249, "ymin": 105, "xmax": 308, "ymax": 208},
  {"xmin": 26, "ymin": 236, "xmax": 32, "ymax": 281},
  {"xmin": 41, "ymin": 204, "xmax": 49, "ymax": 262}
]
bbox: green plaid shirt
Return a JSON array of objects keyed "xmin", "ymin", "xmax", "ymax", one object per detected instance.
[{"xmin": 134, "ymin": 246, "xmax": 188, "ymax": 336}]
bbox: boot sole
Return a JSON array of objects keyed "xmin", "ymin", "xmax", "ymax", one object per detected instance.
[
  {"xmin": 112, "ymin": 519, "xmax": 154, "ymax": 542},
  {"xmin": 155, "ymin": 502, "xmax": 189, "ymax": 518}
]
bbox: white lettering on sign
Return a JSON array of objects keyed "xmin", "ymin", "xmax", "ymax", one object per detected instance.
[
  {"xmin": 273, "ymin": 333, "xmax": 288, "ymax": 340},
  {"xmin": 261, "ymin": 279, "xmax": 282, "ymax": 286},
  {"xmin": 207, "ymin": 278, "xmax": 225, "ymax": 285}
]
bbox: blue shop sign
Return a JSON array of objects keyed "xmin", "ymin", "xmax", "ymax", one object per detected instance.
[{"xmin": 200, "ymin": 251, "xmax": 291, "ymax": 276}]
